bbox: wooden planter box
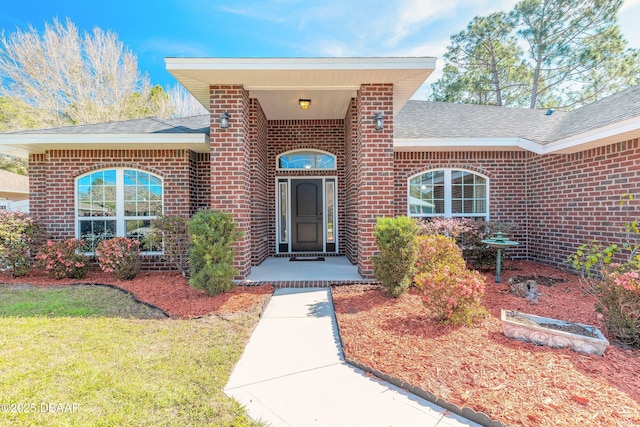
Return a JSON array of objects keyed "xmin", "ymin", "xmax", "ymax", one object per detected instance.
[{"xmin": 501, "ymin": 309, "xmax": 609, "ymax": 356}]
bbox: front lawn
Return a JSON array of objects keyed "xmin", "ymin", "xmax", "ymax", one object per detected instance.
[
  {"xmin": 0, "ymin": 285, "xmax": 265, "ymax": 426},
  {"xmin": 0, "ymin": 284, "xmax": 166, "ymax": 318}
]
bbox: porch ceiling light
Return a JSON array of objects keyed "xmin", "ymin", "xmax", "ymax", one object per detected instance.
[
  {"xmin": 298, "ymin": 99, "xmax": 311, "ymax": 110},
  {"xmin": 219, "ymin": 112, "xmax": 230, "ymax": 128},
  {"xmin": 374, "ymin": 113, "xmax": 384, "ymax": 130}
]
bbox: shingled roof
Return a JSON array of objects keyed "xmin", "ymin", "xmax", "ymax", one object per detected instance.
[
  {"xmin": 2, "ymin": 84, "xmax": 639, "ymax": 154},
  {"xmin": 395, "ymin": 84, "xmax": 640, "ymax": 144},
  {"xmin": 8, "ymin": 115, "xmax": 210, "ymax": 135}
]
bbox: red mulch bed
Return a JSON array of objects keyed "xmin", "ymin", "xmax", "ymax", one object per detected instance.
[
  {"xmin": 332, "ymin": 261, "xmax": 640, "ymax": 427},
  {"xmin": 0, "ymin": 269, "xmax": 273, "ymax": 318}
]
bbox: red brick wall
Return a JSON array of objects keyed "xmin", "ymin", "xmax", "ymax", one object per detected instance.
[
  {"xmin": 344, "ymin": 98, "xmax": 358, "ymax": 264},
  {"xmin": 355, "ymin": 84, "xmax": 395, "ymax": 277},
  {"xmin": 28, "ymin": 149, "xmax": 197, "ymax": 270},
  {"xmin": 393, "ymin": 151, "xmax": 529, "ymax": 257},
  {"xmin": 527, "ymin": 139, "xmax": 640, "ymax": 269},
  {"xmin": 209, "ymin": 85, "xmax": 252, "ymax": 278},
  {"xmin": 250, "ymin": 99, "xmax": 270, "ymax": 265},
  {"xmin": 190, "ymin": 151, "xmax": 211, "ymax": 214},
  {"xmin": 266, "ymin": 119, "xmax": 347, "ymax": 255}
]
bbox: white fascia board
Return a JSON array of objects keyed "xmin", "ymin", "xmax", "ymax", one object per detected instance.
[
  {"xmin": 0, "ymin": 133, "xmax": 210, "ymax": 155},
  {"xmin": 394, "ymin": 137, "xmax": 543, "ymax": 154},
  {"xmin": 166, "ymin": 57, "xmax": 437, "ymax": 71},
  {"xmin": 541, "ymin": 116, "xmax": 640, "ymax": 154},
  {"xmin": 0, "ymin": 133, "xmax": 208, "ymax": 144}
]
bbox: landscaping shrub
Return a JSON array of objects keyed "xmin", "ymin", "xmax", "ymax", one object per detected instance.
[
  {"xmin": 96, "ymin": 237, "xmax": 141, "ymax": 280},
  {"xmin": 36, "ymin": 239, "xmax": 88, "ymax": 279},
  {"xmin": 418, "ymin": 217, "xmax": 516, "ymax": 270},
  {"xmin": 148, "ymin": 215, "xmax": 190, "ymax": 277},
  {"xmin": 372, "ymin": 216, "xmax": 418, "ymax": 298},
  {"xmin": 188, "ymin": 210, "xmax": 242, "ymax": 295},
  {"xmin": 414, "ymin": 234, "xmax": 488, "ymax": 325},
  {"xmin": 0, "ymin": 211, "xmax": 43, "ymax": 277},
  {"xmin": 414, "ymin": 234, "xmax": 466, "ymax": 277},
  {"xmin": 568, "ymin": 193, "xmax": 640, "ymax": 348},
  {"xmin": 595, "ymin": 269, "xmax": 640, "ymax": 348}
]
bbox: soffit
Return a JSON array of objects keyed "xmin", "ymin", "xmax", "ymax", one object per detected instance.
[{"xmin": 166, "ymin": 57, "xmax": 435, "ymax": 120}]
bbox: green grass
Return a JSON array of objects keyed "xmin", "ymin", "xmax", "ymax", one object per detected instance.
[
  {"xmin": 0, "ymin": 286, "xmax": 265, "ymax": 426},
  {"xmin": 0, "ymin": 285, "xmax": 166, "ymax": 318}
]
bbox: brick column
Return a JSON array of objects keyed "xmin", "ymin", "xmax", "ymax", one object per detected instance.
[
  {"xmin": 355, "ymin": 84, "xmax": 395, "ymax": 277},
  {"xmin": 209, "ymin": 85, "xmax": 252, "ymax": 279}
]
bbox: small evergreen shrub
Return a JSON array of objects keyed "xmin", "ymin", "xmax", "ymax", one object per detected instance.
[
  {"xmin": 414, "ymin": 234, "xmax": 487, "ymax": 325},
  {"xmin": 36, "ymin": 239, "xmax": 88, "ymax": 279},
  {"xmin": 372, "ymin": 216, "xmax": 418, "ymax": 298},
  {"xmin": 0, "ymin": 211, "xmax": 43, "ymax": 277},
  {"xmin": 188, "ymin": 210, "xmax": 242, "ymax": 295},
  {"xmin": 148, "ymin": 215, "xmax": 190, "ymax": 276},
  {"xmin": 95, "ymin": 237, "xmax": 141, "ymax": 280}
]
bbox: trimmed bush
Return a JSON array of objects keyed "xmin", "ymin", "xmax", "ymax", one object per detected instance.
[
  {"xmin": 36, "ymin": 239, "xmax": 88, "ymax": 279},
  {"xmin": 414, "ymin": 234, "xmax": 487, "ymax": 325},
  {"xmin": 188, "ymin": 210, "xmax": 242, "ymax": 295},
  {"xmin": 96, "ymin": 237, "xmax": 141, "ymax": 280},
  {"xmin": 0, "ymin": 211, "xmax": 43, "ymax": 277},
  {"xmin": 418, "ymin": 217, "xmax": 516, "ymax": 270},
  {"xmin": 414, "ymin": 234, "xmax": 466, "ymax": 277},
  {"xmin": 372, "ymin": 216, "xmax": 418, "ymax": 298},
  {"xmin": 148, "ymin": 215, "xmax": 190, "ymax": 276}
]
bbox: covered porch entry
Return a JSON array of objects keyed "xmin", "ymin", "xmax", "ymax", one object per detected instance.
[{"xmin": 166, "ymin": 57, "xmax": 436, "ymax": 280}]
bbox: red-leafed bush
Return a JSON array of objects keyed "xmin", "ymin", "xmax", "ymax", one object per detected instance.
[
  {"xmin": 96, "ymin": 237, "xmax": 141, "ymax": 280},
  {"xmin": 414, "ymin": 234, "xmax": 487, "ymax": 325},
  {"xmin": 36, "ymin": 238, "xmax": 88, "ymax": 279}
]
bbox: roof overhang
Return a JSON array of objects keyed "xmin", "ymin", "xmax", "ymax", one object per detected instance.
[
  {"xmin": 165, "ymin": 57, "xmax": 436, "ymax": 120},
  {"xmin": 0, "ymin": 133, "xmax": 210, "ymax": 157},
  {"xmin": 394, "ymin": 137, "xmax": 541, "ymax": 153},
  {"xmin": 543, "ymin": 115, "xmax": 640, "ymax": 154},
  {"xmin": 395, "ymin": 115, "xmax": 640, "ymax": 155}
]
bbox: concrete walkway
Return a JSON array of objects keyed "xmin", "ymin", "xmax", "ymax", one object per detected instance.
[
  {"xmin": 245, "ymin": 257, "xmax": 364, "ymax": 282},
  {"xmin": 224, "ymin": 288, "xmax": 480, "ymax": 427}
]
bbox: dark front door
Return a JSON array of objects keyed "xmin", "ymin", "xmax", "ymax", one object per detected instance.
[{"xmin": 291, "ymin": 179, "xmax": 323, "ymax": 252}]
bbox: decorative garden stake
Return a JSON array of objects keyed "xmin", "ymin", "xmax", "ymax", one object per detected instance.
[{"xmin": 481, "ymin": 232, "xmax": 518, "ymax": 283}]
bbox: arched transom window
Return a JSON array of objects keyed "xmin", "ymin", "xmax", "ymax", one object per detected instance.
[
  {"xmin": 76, "ymin": 169, "xmax": 163, "ymax": 252},
  {"xmin": 277, "ymin": 149, "xmax": 336, "ymax": 170},
  {"xmin": 408, "ymin": 169, "xmax": 488, "ymax": 219}
]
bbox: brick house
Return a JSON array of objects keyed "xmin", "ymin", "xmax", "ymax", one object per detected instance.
[{"xmin": 1, "ymin": 57, "xmax": 639, "ymax": 279}]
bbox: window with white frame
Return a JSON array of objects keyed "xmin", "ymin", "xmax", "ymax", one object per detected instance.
[
  {"xmin": 277, "ymin": 149, "xmax": 336, "ymax": 170},
  {"xmin": 76, "ymin": 169, "xmax": 163, "ymax": 252},
  {"xmin": 408, "ymin": 169, "xmax": 488, "ymax": 219}
]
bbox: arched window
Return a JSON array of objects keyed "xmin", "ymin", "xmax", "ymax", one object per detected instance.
[
  {"xmin": 277, "ymin": 149, "xmax": 336, "ymax": 170},
  {"xmin": 76, "ymin": 169, "xmax": 163, "ymax": 252},
  {"xmin": 408, "ymin": 169, "xmax": 488, "ymax": 219}
]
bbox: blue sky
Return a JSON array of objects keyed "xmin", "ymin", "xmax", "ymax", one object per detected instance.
[{"xmin": 1, "ymin": 0, "xmax": 639, "ymax": 99}]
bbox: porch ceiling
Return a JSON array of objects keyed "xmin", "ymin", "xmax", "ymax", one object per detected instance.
[{"xmin": 165, "ymin": 57, "xmax": 436, "ymax": 120}]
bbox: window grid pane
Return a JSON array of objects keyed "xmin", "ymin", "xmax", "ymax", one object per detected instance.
[
  {"xmin": 409, "ymin": 170, "xmax": 445, "ymax": 215},
  {"xmin": 409, "ymin": 170, "xmax": 487, "ymax": 219},
  {"xmin": 77, "ymin": 169, "xmax": 163, "ymax": 252}
]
